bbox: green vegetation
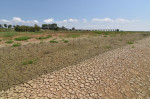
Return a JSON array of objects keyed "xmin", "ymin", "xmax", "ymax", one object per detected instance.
[
  {"xmin": 66, "ymin": 34, "xmax": 80, "ymax": 38},
  {"xmin": 15, "ymin": 36, "xmax": 31, "ymax": 41},
  {"xmin": 5, "ymin": 40, "xmax": 13, "ymax": 44},
  {"xmin": 64, "ymin": 40, "xmax": 69, "ymax": 43},
  {"xmin": 62, "ymin": 39, "xmax": 69, "ymax": 43},
  {"xmin": 12, "ymin": 43, "xmax": 21, "ymax": 47},
  {"xmin": 128, "ymin": 41, "xmax": 134, "ymax": 44},
  {"xmin": 103, "ymin": 45, "xmax": 112, "ymax": 49},
  {"xmin": 37, "ymin": 35, "xmax": 52, "ymax": 40},
  {"xmin": 0, "ymin": 32, "xmax": 19, "ymax": 37},
  {"xmin": 50, "ymin": 40, "xmax": 58, "ymax": 43},
  {"xmin": 40, "ymin": 41, "xmax": 44, "ymax": 43},
  {"xmin": 0, "ymin": 39, "xmax": 1, "ymax": 42},
  {"xmin": 22, "ymin": 60, "xmax": 34, "ymax": 65},
  {"xmin": 14, "ymin": 24, "xmax": 40, "ymax": 32}
]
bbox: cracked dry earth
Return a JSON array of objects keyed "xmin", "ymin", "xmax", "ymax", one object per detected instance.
[{"xmin": 0, "ymin": 37, "xmax": 150, "ymax": 99}]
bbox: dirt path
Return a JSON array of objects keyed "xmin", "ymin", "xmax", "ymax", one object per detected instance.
[{"xmin": 0, "ymin": 37, "xmax": 150, "ymax": 99}]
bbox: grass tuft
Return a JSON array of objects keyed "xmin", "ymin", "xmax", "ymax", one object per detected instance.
[
  {"xmin": 12, "ymin": 43, "xmax": 21, "ymax": 47},
  {"xmin": 15, "ymin": 36, "xmax": 30, "ymax": 41},
  {"xmin": 5, "ymin": 40, "xmax": 13, "ymax": 44},
  {"xmin": 50, "ymin": 40, "xmax": 58, "ymax": 43},
  {"xmin": 22, "ymin": 60, "xmax": 33, "ymax": 65},
  {"xmin": 127, "ymin": 41, "xmax": 134, "ymax": 44}
]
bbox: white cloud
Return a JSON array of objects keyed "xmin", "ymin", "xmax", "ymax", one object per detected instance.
[
  {"xmin": 0, "ymin": 17, "xmax": 39, "ymax": 25},
  {"xmin": 91, "ymin": 18, "xmax": 139, "ymax": 23},
  {"xmin": 92, "ymin": 18, "xmax": 114, "ymax": 22},
  {"xmin": 0, "ymin": 19, "xmax": 11, "ymax": 23},
  {"xmin": 57, "ymin": 18, "xmax": 78, "ymax": 24},
  {"xmin": 12, "ymin": 17, "xmax": 24, "ymax": 23},
  {"xmin": 115, "ymin": 18, "xmax": 130, "ymax": 23},
  {"xmin": 68, "ymin": 19, "xmax": 78, "ymax": 22},
  {"xmin": 82, "ymin": 19, "xmax": 87, "ymax": 23},
  {"xmin": 43, "ymin": 18, "xmax": 54, "ymax": 23}
]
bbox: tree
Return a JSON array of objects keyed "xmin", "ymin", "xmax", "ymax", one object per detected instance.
[
  {"xmin": 116, "ymin": 29, "xmax": 119, "ymax": 31},
  {"xmin": 34, "ymin": 24, "xmax": 40, "ymax": 31},
  {"xmin": 0, "ymin": 24, "xmax": 2, "ymax": 28},
  {"xmin": 8, "ymin": 25, "xmax": 12, "ymax": 29},
  {"xmin": 50, "ymin": 23, "xmax": 58, "ymax": 30},
  {"xmin": 42, "ymin": 24, "xmax": 48, "ymax": 29},
  {"xmin": 13, "ymin": 25, "xmax": 16, "ymax": 28},
  {"xmin": 4, "ymin": 24, "xmax": 7, "ymax": 28},
  {"xmin": 72, "ymin": 27, "xmax": 75, "ymax": 31},
  {"xmin": 61, "ymin": 26, "xmax": 68, "ymax": 30}
]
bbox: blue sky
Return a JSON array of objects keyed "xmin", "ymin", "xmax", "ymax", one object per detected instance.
[{"xmin": 0, "ymin": 0, "xmax": 150, "ymax": 31}]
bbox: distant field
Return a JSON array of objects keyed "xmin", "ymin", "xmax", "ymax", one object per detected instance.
[{"xmin": 0, "ymin": 29, "xmax": 150, "ymax": 91}]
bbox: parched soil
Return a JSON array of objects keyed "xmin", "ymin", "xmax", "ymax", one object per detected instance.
[
  {"xmin": 0, "ymin": 34, "xmax": 150, "ymax": 99},
  {"xmin": 0, "ymin": 33, "xmax": 149, "ymax": 91}
]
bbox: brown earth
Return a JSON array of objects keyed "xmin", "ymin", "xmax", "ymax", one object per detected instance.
[
  {"xmin": 0, "ymin": 33, "xmax": 149, "ymax": 92},
  {"xmin": 0, "ymin": 34, "xmax": 150, "ymax": 99}
]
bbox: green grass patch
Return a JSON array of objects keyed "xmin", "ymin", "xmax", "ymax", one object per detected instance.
[
  {"xmin": 62, "ymin": 39, "xmax": 69, "ymax": 43},
  {"xmin": 0, "ymin": 39, "xmax": 1, "ymax": 42},
  {"xmin": 5, "ymin": 40, "xmax": 13, "ymax": 44},
  {"xmin": 37, "ymin": 35, "xmax": 52, "ymax": 40},
  {"xmin": 15, "ymin": 36, "xmax": 31, "ymax": 41},
  {"xmin": 66, "ymin": 34, "xmax": 80, "ymax": 38},
  {"xmin": 22, "ymin": 60, "xmax": 34, "ymax": 65},
  {"xmin": 50, "ymin": 40, "xmax": 58, "ymax": 43},
  {"xmin": 64, "ymin": 40, "xmax": 69, "ymax": 43},
  {"xmin": 103, "ymin": 45, "xmax": 112, "ymax": 49},
  {"xmin": 127, "ymin": 41, "xmax": 134, "ymax": 44},
  {"xmin": 12, "ymin": 43, "xmax": 21, "ymax": 47},
  {"xmin": 0, "ymin": 32, "xmax": 19, "ymax": 37}
]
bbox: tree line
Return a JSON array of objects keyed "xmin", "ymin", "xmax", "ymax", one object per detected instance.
[{"xmin": 0, "ymin": 23, "xmax": 75, "ymax": 32}]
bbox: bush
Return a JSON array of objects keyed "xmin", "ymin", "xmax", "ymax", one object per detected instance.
[{"xmin": 15, "ymin": 36, "xmax": 30, "ymax": 41}]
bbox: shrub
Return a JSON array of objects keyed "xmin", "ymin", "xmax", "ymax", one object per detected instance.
[
  {"xmin": 15, "ymin": 36, "xmax": 30, "ymax": 41},
  {"xmin": 12, "ymin": 43, "xmax": 21, "ymax": 47},
  {"xmin": 5, "ymin": 40, "xmax": 13, "ymax": 44}
]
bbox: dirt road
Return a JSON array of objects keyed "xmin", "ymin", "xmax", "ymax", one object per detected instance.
[{"xmin": 0, "ymin": 37, "xmax": 150, "ymax": 99}]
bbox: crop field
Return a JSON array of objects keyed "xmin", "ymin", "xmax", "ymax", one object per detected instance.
[{"xmin": 0, "ymin": 30, "xmax": 150, "ymax": 91}]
